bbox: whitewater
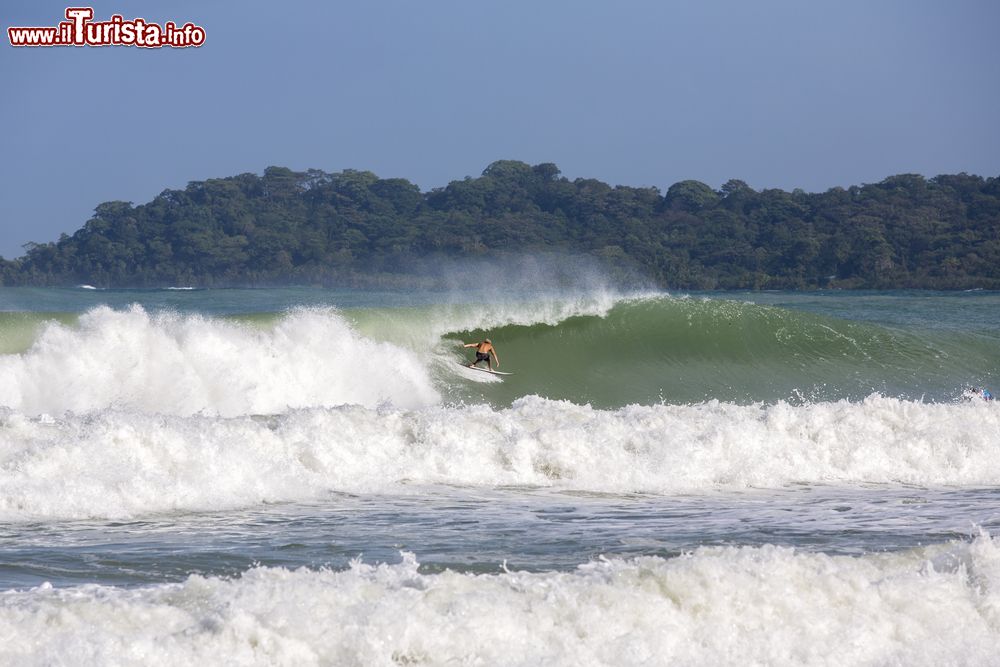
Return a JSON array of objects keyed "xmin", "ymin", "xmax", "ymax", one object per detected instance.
[{"xmin": 1, "ymin": 286, "xmax": 999, "ymax": 665}]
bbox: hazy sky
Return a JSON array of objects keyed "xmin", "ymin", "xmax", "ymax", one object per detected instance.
[{"xmin": 2, "ymin": 0, "xmax": 998, "ymax": 259}]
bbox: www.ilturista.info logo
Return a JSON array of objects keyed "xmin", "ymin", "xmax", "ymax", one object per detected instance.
[{"xmin": 8, "ymin": 7, "xmax": 205, "ymax": 48}]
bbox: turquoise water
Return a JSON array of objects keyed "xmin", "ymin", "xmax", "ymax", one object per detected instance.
[{"xmin": 1, "ymin": 287, "xmax": 999, "ymax": 664}]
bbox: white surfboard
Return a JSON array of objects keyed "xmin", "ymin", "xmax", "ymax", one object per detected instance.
[{"xmin": 458, "ymin": 362, "xmax": 513, "ymax": 376}]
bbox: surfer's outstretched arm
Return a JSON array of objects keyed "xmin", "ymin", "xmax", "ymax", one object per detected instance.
[
  {"xmin": 462, "ymin": 342, "xmax": 477, "ymax": 348},
  {"xmin": 491, "ymin": 350, "xmax": 500, "ymax": 367}
]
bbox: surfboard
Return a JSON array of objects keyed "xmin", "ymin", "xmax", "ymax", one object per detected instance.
[{"xmin": 459, "ymin": 362, "xmax": 513, "ymax": 376}]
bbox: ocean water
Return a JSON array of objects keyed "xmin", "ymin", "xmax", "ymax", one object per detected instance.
[{"xmin": 1, "ymin": 286, "xmax": 999, "ymax": 665}]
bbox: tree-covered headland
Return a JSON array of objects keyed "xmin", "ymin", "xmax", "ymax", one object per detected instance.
[{"xmin": 3, "ymin": 161, "xmax": 999, "ymax": 289}]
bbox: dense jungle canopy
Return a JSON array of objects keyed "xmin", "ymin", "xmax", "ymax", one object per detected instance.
[{"xmin": 4, "ymin": 161, "xmax": 999, "ymax": 289}]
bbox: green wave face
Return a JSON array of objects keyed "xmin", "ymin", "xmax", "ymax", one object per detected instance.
[
  {"xmin": 444, "ymin": 297, "xmax": 999, "ymax": 407},
  {"xmin": 0, "ymin": 312, "xmax": 79, "ymax": 354},
  {"xmin": 2, "ymin": 294, "xmax": 995, "ymax": 410}
]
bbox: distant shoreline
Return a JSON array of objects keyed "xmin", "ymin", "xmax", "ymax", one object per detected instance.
[{"xmin": 3, "ymin": 161, "xmax": 998, "ymax": 291}]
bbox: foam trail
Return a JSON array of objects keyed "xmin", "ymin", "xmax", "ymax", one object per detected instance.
[
  {"xmin": 2, "ymin": 396, "xmax": 998, "ymax": 520},
  {"xmin": 3, "ymin": 536, "xmax": 1000, "ymax": 666},
  {"xmin": 0, "ymin": 305, "xmax": 439, "ymax": 416}
]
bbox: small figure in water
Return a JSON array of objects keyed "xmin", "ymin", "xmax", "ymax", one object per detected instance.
[
  {"xmin": 967, "ymin": 387, "xmax": 994, "ymax": 401},
  {"xmin": 463, "ymin": 339, "xmax": 500, "ymax": 371}
]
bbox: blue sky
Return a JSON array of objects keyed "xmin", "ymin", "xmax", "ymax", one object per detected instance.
[{"xmin": 1, "ymin": 0, "xmax": 998, "ymax": 259}]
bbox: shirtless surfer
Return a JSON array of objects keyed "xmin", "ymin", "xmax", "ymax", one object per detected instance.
[{"xmin": 463, "ymin": 339, "xmax": 499, "ymax": 371}]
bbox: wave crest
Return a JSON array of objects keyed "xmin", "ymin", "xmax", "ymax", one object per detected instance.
[
  {"xmin": 0, "ymin": 305, "xmax": 439, "ymax": 416},
  {"xmin": 4, "ymin": 536, "xmax": 1000, "ymax": 665},
  {"xmin": 2, "ymin": 395, "xmax": 998, "ymax": 520}
]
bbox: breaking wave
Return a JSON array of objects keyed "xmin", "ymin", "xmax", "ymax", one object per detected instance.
[
  {"xmin": 4, "ymin": 535, "xmax": 1000, "ymax": 666},
  {"xmin": 0, "ymin": 293, "xmax": 996, "ymax": 416},
  {"xmin": 2, "ymin": 395, "xmax": 998, "ymax": 520}
]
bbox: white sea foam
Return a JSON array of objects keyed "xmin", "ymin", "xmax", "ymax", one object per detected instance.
[
  {"xmin": 0, "ymin": 305, "xmax": 440, "ymax": 416},
  {"xmin": 1, "ymin": 395, "xmax": 998, "ymax": 520},
  {"xmin": 3, "ymin": 536, "xmax": 1000, "ymax": 666}
]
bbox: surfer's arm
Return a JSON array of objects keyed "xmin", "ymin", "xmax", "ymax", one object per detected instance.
[
  {"xmin": 490, "ymin": 350, "xmax": 500, "ymax": 366},
  {"xmin": 462, "ymin": 343, "xmax": 477, "ymax": 348}
]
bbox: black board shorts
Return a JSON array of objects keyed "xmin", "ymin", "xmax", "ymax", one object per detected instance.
[{"xmin": 475, "ymin": 352, "xmax": 490, "ymax": 362}]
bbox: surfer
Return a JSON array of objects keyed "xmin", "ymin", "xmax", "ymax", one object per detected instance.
[
  {"xmin": 966, "ymin": 387, "xmax": 994, "ymax": 401},
  {"xmin": 463, "ymin": 339, "xmax": 499, "ymax": 371}
]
